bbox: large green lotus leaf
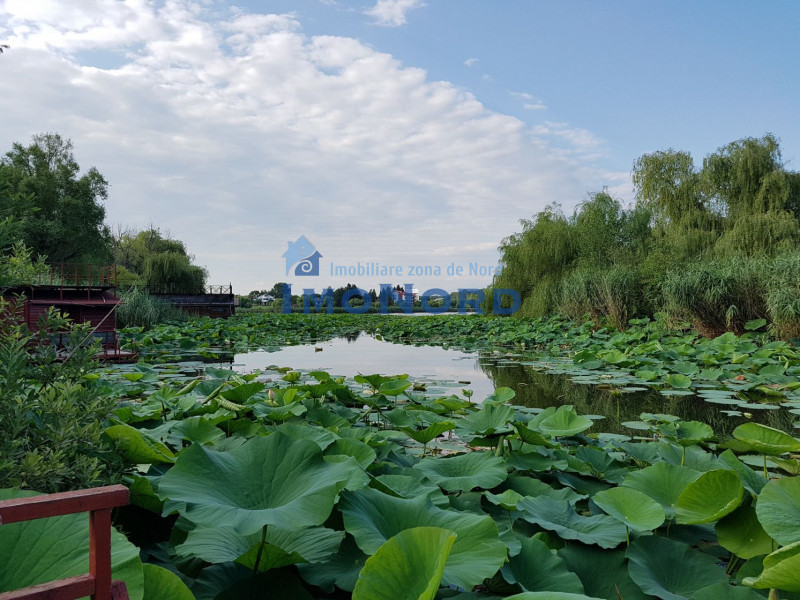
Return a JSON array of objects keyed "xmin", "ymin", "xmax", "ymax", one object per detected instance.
[
  {"xmin": 513, "ymin": 422, "xmax": 558, "ymax": 448},
  {"xmin": 413, "ymin": 452, "xmax": 508, "ymax": 492},
  {"xmin": 372, "ymin": 473, "xmax": 449, "ymax": 507},
  {"xmin": 755, "ymin": 476, "xmax": 800, "ymax": 545},
  {"xmin": 505, "ymin": 536, "xmax": 584, "ymax": 594},
  {"xmin": 325, "ymin": 438, "xmax": 377, "ymax": 469},
  {"xmin": 504, "ymin": 475, "xmax": 587, "ymax": 505},
  {"xmin": 352, "ymin": 527, "xmax": 456, "ymax": 600},
  {"xmin": 296, "ymin": 534, "xmax": 366, "ymax": 593},
  {"xmin": 664, "ymin": 374, "xmax": 693, "ymax": 389},
  {"xmin": 517, "ymin": 496, "xmax": 627, "ymax": 549},
  {"xmin": 558, "ymin": 544, "xmax": 654, "ymax": 600},
  {"xmin": 485, "ymin": 387, "xmax": 516, "ymax": 404},
  {"xmin": 592, "ymin": 487, "xmax": 665, "ymax": 532},
  {"xmin": 169, "ymin": 416, "xmax": 225, "ymax": 446},
  {"xmin": 378, "ymin": 378, "xmax": 412, "ymax": 397},
  {"xmin": 158, "ymin": 433, "xmax": 360, "ymax": 534},
  {"xmin": 141, "ymin": 564, "xmax": 193, "ymax": 600},
  {"xmin": 105, "ymin": 423, "xmax": 176, "ymax": 464},
  {"xmin": 621, "ymin": 462, "xmax": 701, "ymax": 518},
  {"xmin": 732, "ymin": 423, "xmax": 800, "ymax": 455},
  {"xmin": 485, "ymin": 489, "xmax": 524, "ymax": 511},
  {"xmin": 220, "ymin": 381, "xmax": 264, "ymax": 403},
  {"xmin": 274, "ymin": 422, "xmax": 338, "ymax": 449},
  {"xmin": 338, "ymin": 488, "xmax": 507, "ymax": 590},
  {"xmin": 458, "ymin": 403, "xmax": 515, "ymax": 435},
  {"xmin": 742, "ymin": 540, "xmax": 800, "ymax": 592},
  {"xmin": 0, "ymin": 489, "xmax": 144, "ymax": 599},
  {"xmin": 715, "ymin": 505, "xmax": 774, "ymax": 559},
  {"xmin": 717, "ymin": 450, "xmax": 768, "ymax": 495},
  {"xmin": 675, "ymin": 469, "xmax": 743, "ymax": 525},
  {"xmin": 626, "ymin": 536, "xmax": 728, "ymax": 600},
  {"xmin": 662, "ymin": 421, "xmax": 713, "ymax": 447},
  {"xmin": 527, "ymin": 405, "xmax": 593, "ymax": 437},
  {"xmin": 690, "ymin": 582, "xmax": 764, "ymax": 599},
  {"xmin": 398, "ymin": 421, "xmax": 456, "ymax": 445},
  {"xmin": 176, "ymin": 524, "xmax": 343, "ymax": 567}
]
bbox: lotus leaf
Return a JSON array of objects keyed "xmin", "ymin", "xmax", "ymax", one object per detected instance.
[
  {"xmin": 755, "ymin": 476, "xmax": 800, "ymax": 545},
  {"xmin": 675, "ymin": 469, "xmax": 743, "ymax": 524},
  {"xmin": 0, "ymin": 489, "xmax": 144, "ymax": 599},
  {"xmin": 158, "ymin": 433, "xmax": 360, "ymax": 534},
  {"xmin": 517, "ymin": 496, "xmax": 627, "ymax": 548},
  {"xmin": 626, "ymin": 536, "xmax": 728, "ymax": 600},
  {"xmin": 505, "ymin": 536, "xmax": 585, "ymax": 594},
  {"xmin": 352, "ymin": 527, "xmax": 456, "ymax": 600},
  {"xmin": 592, "ymin": 487, "xmax": 665, "ymax": 532},
  {"xmin": 732, "ymin": 422, "xmax": 800, "ymax": 455},
  {"xmin": 621, "ymin": 462, "xmax": 701, "ymax": 518},
  {"xmin": 527, "ymin": 405, "xmax": 593, "ymax": 437},
  {"xmin": 414, "ymin": 451, "xmax": 508, "ymax": 492},
  {"xmin": 338, "ymin": 488, "xmax": 507, "ymax": 590}
]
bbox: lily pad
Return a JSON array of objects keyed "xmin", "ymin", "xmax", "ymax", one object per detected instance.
[
  {"xmin": 675, "ymin": 469, "xmax": 743, "ymax": 525},
  {"xmin": 414, "ymin": 452, "xmax": 508, "ymax": 492},
  {"xmin": 338, "ymin": 488, "xmax": 506, "ymax": 591},
  {"xmin": 158, "ymin": 433, "xmax": 360, "ymax": 534},
  {"xmin": 626, "ymin": 536, "xmax": 728, "ymax": 600},
  {"xmin": 592, "ymin": 487, "xmax": 665, "ymax": 532},
  {"xmin": 352, "ymin": 527, "xmax": 456, "ymax": 600},
  {"xmin": 755, "ymin": 476, "xmax": 800, "ymax": 545}
]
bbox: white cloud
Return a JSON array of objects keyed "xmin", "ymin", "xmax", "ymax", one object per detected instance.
[
  {"xmin": 365, "ymin": 0, "xmax": 424, "ymax": 27},
  {"xmin": 0, "ymin": 2, "xmax": 623, "ymax": 292},
  {"xmin": 511, "ymin": 91, "xmax": 547, "ymax": 110},
  {"xmin": 464, "ymin": 57, "xmax": 478, "ymax": 67}
]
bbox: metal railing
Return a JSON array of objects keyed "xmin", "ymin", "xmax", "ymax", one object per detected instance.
[{"xmin": 35, "ymin": 264, "xmax": 117, "ymax": 289}]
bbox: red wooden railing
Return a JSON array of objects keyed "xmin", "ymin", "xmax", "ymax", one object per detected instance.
[{"xmin": 0, "ymin": 485, "xmax": 130, "ymax": 600}]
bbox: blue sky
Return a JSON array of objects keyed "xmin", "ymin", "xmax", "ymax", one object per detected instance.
[{"xmin": 1, "ymin": 1, "xmax": 798, "ymax": 294}]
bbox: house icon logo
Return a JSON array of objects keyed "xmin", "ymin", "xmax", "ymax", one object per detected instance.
[{"xmin": 283, "ymin": 235, "xmax": 322, "ymax": 276}]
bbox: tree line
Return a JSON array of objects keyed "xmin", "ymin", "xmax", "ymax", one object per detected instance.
[
  {"xmin": 0, "ymin": 133, "xmax": 206, "ymax": 292},
  {"xmin": 493, "ymin": 134, "xmax": 800, "ymax": 338}
]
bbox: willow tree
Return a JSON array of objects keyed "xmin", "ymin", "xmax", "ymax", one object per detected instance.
[
  {"xmin": 632, "ymin": 149, "xmax": 702, "ymax": 228},
  {"xmin": 144, "ymin": 252, "xmax": 206, "ymax": 294},
  {"xmin": 494, "ymin": 204, "xmax": 576, "ymax": 316},
  {"xmin": 703, "ymin": 134, "xmax": 787, "ymax": 217}
]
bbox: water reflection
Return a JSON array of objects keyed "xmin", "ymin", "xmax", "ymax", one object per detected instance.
[
  {"xmin": 480, "ymin": 361, "xmax": 796, "ymax": 437},
  {"xmin": 226, "ymin": 334, "xmax": 796, "ymax": 436}
]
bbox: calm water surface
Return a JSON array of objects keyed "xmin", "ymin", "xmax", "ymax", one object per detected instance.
[{"xmin": 230, "ymin": 334, "xmax": 797, "ymax": 436}]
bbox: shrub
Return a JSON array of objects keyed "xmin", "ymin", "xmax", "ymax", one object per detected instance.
[
  {"xmin": 116, "ymin": 286, "xmax": 187, "ymax": 329},
  {"xmin": 766, "ymin": 251, "xmax": 800, "ymax": 339},
  {"xmin": 662, "ymin": 257, "xmax": 768, "ymax": 337},
  {"xmin": 0, "ymin": 302, "xmax": 124, "ymax": 492}
]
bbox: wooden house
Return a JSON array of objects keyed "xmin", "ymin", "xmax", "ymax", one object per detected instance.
[{"xmin": 3, "ymin": 264, "xmax": 135, "ymax": 361}]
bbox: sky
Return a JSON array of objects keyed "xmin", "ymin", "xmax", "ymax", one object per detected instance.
[{"xmin": 1, "ymin": 1, "xmax": 798, "ymax": 296}]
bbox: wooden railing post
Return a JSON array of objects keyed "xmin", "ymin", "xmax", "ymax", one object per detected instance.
[
  {"xmin": 0, "ymin": 485, "xmax": 130, "ymax": 600},
  {"xmin": 89, "ymin": 509, "xmax": 112, "ymax": 600}
]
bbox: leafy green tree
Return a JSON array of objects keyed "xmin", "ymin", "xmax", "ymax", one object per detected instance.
[
  {"xmin": 112, "ymin": 227, "xmax": 206, "ymax": 292},
  {"xmin": 0, "ymin": 133, "xmax": 111, "ymax": 263},
  {"xmin": 0, "ymin": 218, "xmax": 49, "ymax": 291}
]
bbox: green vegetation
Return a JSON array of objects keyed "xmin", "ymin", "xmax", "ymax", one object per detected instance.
[
  {"xmin": 3, "ymin": 312, "xmax": 800, "ymax": 598},
  {"xmin": 0, "ymin": 133, "xmax": 112, "ymax": 264},
  {"xmin": 116, "ymin": 286, "xmax": 188, "ymax": 329},
  {"xmin": 0, "ymin": 302, "xmax": 123, "ymax": 492},
  {"xmin": 112, "ymin": 227, "xmax": 207, "ymax": 292},
  {"xmin": 495, "ymin": 134, "xmax": 800, "ymax": 337}
]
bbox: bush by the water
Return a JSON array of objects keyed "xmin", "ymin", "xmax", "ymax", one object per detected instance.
[
  {"xmin": 495, "ymin": 134, "xmax": 800, "ymax": 338},
  {"xmin": 116, "ymin": 286, "xmax": 187, "ymax": 329}
]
